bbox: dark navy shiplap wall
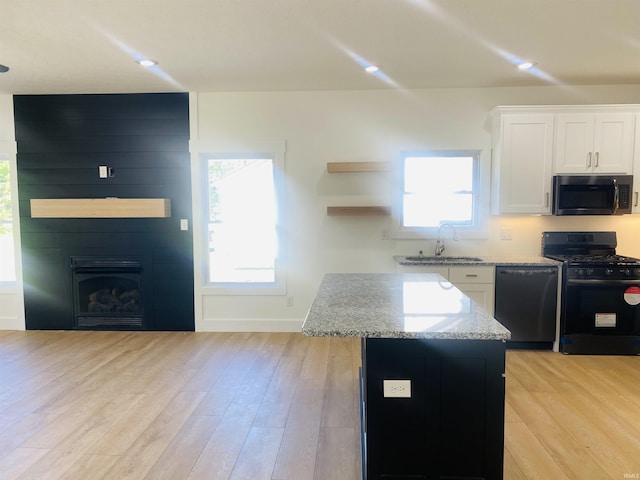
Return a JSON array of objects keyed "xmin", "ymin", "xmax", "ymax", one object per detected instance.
[{"xmin": 14, "ymin": 93, "xmax": 194, "ymax": 331}]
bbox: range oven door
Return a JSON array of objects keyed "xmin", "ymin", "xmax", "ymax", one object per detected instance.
[{"xmin": 561, "ymin": 278, "xmax": 640, "ymax": 354}]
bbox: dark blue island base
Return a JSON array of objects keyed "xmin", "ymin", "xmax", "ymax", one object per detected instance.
[{"xmin": 360, "ymin": 338, "xmax": 506, "ymax": 480}]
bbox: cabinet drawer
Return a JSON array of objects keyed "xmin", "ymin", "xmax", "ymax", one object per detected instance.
[{"xmin": 449, "ymin": 266, "xmax": 494, "ymax": 284}]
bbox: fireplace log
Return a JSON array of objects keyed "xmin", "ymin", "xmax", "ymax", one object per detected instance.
[{"xmin": 88, "ymin": 288, "xmax": 140, "ymax": 313}]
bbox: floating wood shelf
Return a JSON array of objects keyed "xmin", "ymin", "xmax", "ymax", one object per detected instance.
[
  {"xmin": 327, "ymin": 162, "xmax": 391, "ymax": 173},
  {"xmin": 30, "ymin": 198, "xmax": 171, "ymax": 218},
  {"xmin": 327, "ymin": 206, "xmax": 391, "ymax": 216}
]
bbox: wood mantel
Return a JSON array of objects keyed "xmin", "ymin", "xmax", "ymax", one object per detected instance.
[
  {"xmin": 327, "ymin": 161, "xmax": 391, "ymax": 173},
  {"xmin": 30, "ymin": 198, "xmax": 172, "ymax": 218}
]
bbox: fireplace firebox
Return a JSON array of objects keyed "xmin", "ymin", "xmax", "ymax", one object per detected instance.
[{"xmin": 71, "ymin": 257, "xmax": 145, "ymax": 329}]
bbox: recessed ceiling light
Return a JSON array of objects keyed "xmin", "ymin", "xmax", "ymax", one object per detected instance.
[
  {"xmin": 137, "ymin": 59, "xmax": 158, "ymax": 67},
  {"xmin": 0, "ymin": 64, "xmax": 9, "ymax": 73},
  {"xmin": 365, "ymin": 65, "xmax": 381, "ymax": 73},
  {"xmin": 517, "ymin": 61, "xmax": 537, "ymax": 71}
]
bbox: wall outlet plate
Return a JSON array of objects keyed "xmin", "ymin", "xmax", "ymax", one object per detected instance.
[
  {"xmin": 383, "ymin": 379, "xmax": 411, "ymax": 398},
  {"xmin": 500, "ymin": 227, "xmax": 513, "ymax": 240}
]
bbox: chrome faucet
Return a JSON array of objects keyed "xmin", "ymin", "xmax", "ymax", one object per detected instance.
[{"xmin": 435, "ymin": 223, "xmax": 459, "ymax": 256}]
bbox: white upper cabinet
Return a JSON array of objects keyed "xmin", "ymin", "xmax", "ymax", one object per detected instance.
[
  {"xmin": 554, "ymin": 113, "xmax": 634, "ymax": 174},
  {"xmin": 633, "ymin": 113, "xmax": 640, "ymax": 214},
  {"xmin": 491, "ymin": 110, "xmax": 554, "ymax": 215}
]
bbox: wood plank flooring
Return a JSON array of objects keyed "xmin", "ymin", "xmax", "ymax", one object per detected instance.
[{"xmin": 0, "ymin": 330, "xmax": 639, "ymax": 479}]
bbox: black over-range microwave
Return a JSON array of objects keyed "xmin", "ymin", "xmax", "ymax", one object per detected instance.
[{"xmin": 552, "ymin": 175, "xmax": 634, "ymax": 215}]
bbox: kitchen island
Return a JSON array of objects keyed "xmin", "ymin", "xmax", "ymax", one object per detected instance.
[{"xmin": 302, "ymin": 273, "xmax": 511, "ymax": 480}]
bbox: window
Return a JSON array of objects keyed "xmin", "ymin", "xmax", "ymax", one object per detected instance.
[
  {"xmin": 0, "ymin": 156, "xmax": 16, "ymax": 283},
  {"xmin": 399, "ymin": 150, "xmax": 480, "ymax": 232},
  {"xmin": 203, "ymin": 150, "xmax": 285, "ymax": 294}
]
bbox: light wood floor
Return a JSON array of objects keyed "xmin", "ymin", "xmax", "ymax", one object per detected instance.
[{"xmin": 0, "ymin": 331, "xmax": 638, "ymax": 479}]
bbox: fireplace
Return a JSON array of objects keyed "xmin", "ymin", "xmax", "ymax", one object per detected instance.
[{"xmin": 71, "ymin": 257, "xmax": 145, "ymax": 329}]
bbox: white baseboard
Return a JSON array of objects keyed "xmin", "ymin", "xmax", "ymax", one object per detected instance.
[
  {"xmin": 196, "ymin": 317, "xmax": 304, "ymax": 332},
  {"xmin": 0, "ymin": 317, "xmax": 26, "ymax": 330}
]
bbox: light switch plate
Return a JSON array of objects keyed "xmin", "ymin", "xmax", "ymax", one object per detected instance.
[
  {"xmin": 99, "ymin": 165, "xmax": 108, "ymax": 178},
  {"xmin": 383, "ymin": 379, "xmax": 411, "ymax": 398},
  {"xmin": 180, "ymin": 219, "xmax": 188, "ymax": 231}
]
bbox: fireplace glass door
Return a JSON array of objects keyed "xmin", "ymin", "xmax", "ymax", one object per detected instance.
[{"xmin": 72, "ymin": 257, "xmax": 144, "ymax": 328}]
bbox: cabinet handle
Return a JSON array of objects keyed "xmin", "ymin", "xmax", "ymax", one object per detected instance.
[
  {"xmin": 586, "ymin": 152, "xmax": 592, "ymax": 167},
  {"xmin": 545, "ymin": 192, "xmax": 550, "ymax": 208},
  {"xmin": 594, "ymin": 152, "xmax": 599, "ymax": 167},
  {"xmin": 465, "ymin": 274, "xmax": 478, "ymax": 278},
  {"xmin": 635, "ymin": 191, "xmax": 639, "ymax": 207}
]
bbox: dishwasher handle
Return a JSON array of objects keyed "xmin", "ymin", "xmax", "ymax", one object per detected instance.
[{"xmin": 498, "ymin": 268, "xmax": 557, "ymax": 276}]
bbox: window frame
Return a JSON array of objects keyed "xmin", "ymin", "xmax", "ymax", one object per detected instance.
[
  {"xmin": 392, "ymin": 149, "xmax": 488, "ymax": 240},
  {"xmin": 0, "ymin": 144, "xmax": 19, "ymax": 286},
  {"xmin": 198, "ymin": 143, "xmax": 286, "ymax": 296}
]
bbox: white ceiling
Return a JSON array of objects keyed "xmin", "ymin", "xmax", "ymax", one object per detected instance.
[{"xmin": 1, "ymin": 0, "xmax": 640, "ymax": 95}]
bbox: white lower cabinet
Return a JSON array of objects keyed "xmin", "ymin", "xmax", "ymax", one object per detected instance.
[
  {"xmin": 397, "ymin": 265, "xmax": 495, "ymax": 314},
  {"xmin": 449, "ymin": 267, "xmax": 495, "ymax": 315}
]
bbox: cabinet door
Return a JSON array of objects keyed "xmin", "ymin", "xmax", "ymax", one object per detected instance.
[
  {"xmin": 395, "ymin": 264, "xmax": 449, "ymax": 278},
  {"xmin": 554, "ymin": 114, "xmax": 594, "ymax": 174},
  {"xmin": 457, "ymin": 283, "xmax": 494, "ymax": 314},
  {"xmin": 492, "ymin": 114, "xmax": 554, "ymax": 214},
  {"xmin": 555, "ymin": 113, "xmax": 634, "ymax": 174},
  {"xmin": 592, "ymin": 113, "xmax": 634, "ymax": 174},
  {"xmin": 633, "ymin": 113, "xmax": 640, "ymax": 214}
]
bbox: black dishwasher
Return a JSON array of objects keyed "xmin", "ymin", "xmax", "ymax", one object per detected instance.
[{"xmin": 494, "ymin": 266, "xmax": 558, "ymax": 349}]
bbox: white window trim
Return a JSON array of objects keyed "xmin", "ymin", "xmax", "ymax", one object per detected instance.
[
  {"xmin": 0, "ymin": 141, "xmax": 20, "ymax": 287},
  {"xmin": 191, "ymin": 139, "xmax": 287, "ymax": 296},
  {"xmin": 391, "ymin": 148, "xmax": 490, "ymax": 240}
]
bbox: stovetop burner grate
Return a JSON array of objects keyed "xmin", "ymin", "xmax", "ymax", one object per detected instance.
[
  {"xmin": 545, "ymin": 253, "xmax": 640, "ymax": 266},
  {"xmin": 542, "ymin": 231, "xmax": 640, "ymax": 267}
]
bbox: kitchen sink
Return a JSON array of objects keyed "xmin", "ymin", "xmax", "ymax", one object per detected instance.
[{"xmin": 404, "ymin": 255, "xmax": 484, "ymax": 263}]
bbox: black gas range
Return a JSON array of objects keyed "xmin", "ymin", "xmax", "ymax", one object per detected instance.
[{"xmin": 542, "ymin": 231, "xmax": 640, "ymax": 355}]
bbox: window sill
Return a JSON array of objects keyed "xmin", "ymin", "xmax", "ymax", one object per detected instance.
[
  {"xmin": 202, "ymin": 284, "xmax": 286, "ymax": 296},
  {"xmin": 0, "ymin": 282, "xmax": 18, "ymax": 293}
]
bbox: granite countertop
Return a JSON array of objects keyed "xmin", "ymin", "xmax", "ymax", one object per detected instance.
[
  {"xmin": 394, "ymin": 255, "xmax": 561, "ymax": 266},
  {"xmin": 302, "ymin": 273, "xmax": 511, "ymax": 340}
]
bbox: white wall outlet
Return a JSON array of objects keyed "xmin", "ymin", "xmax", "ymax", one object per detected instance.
[
  {"xmin": 500, "ymin": 227, "xmax": 513, "ymax": 240},
  {"xmin": 99, "ymin": 165, "xmax": 108, "ymax": 178},
  {"xmin": 286, "ymin": 296, "xmax": 294, "ymax": 307},
  {"xmin": 180, "ymin": 219, "xmax": 188, "ymax": 231},
  {"xmin": 383, "ymin": 379, "xmax": 411, "ymax": 398}
]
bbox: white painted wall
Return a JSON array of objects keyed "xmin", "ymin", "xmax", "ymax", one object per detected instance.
[{"xmin": 4, "ymin": 86, "xmax": 640, "ymax": 330}]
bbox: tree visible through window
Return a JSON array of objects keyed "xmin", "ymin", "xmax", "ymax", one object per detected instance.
[
  {"xmin": 0, "ymin": 158, "xmax": 15, "ymax": 282},
  {"xmin": 401, "ymin": 151, "xmax": 479, "ymax": 229},
  {"xmin": 205, "ymin": 156, "xmax": 280, "ymax": 286}
]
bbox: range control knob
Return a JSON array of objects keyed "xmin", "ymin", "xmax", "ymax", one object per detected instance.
[
  {"xmin": 576, "ymin": 269, "xmax": 584, "ymax": 276},
  {"xmin": 605, "ymin": 268, "xmax": 614, "ymax": 276}
]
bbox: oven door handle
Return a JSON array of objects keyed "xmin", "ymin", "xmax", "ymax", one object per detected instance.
[
  {"xmin": 612, "ymin": 177, "xmax": 619, "ymax": 214},
  {"xmin": 567, "ymin": 278, "xmax": 640, "ymax": 286}
]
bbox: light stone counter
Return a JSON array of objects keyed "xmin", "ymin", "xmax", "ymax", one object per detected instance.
[
  {"xmin": 394, "ymin": 254, "xmax": 560, "ymax": 267},
  {"xmin": 302, "ymin": 273, "xmax": 511, "ymax": 340}
]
